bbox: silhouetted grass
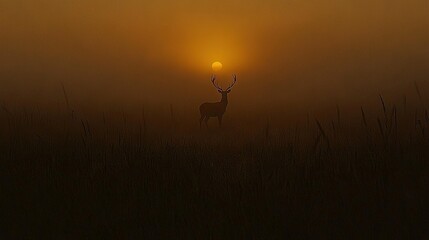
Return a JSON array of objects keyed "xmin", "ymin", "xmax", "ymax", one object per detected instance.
[{"xmin": 1, "ymin": 99, "xmax": 429, "ymax": 239}]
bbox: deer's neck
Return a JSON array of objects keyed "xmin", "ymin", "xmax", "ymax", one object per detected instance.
[{"xmin": 220, "ymin": 95, "xmax": 228, "ymax": 106}]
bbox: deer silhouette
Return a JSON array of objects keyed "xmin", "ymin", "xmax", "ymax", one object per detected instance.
[{"xmin": 199, "ymin": 74, "xmax": 237, "ymax": 128}]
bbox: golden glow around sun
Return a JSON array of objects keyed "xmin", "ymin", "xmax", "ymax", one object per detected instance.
[
  {"xmin": 175, "ymin": 25, "xmax": 248, "ymax": 73},
  {"xmin": 212, "ymin": 61, "xmax": 223, "ymax": 72}
]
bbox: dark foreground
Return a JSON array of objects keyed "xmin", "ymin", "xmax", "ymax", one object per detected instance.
[{"xmin": 1, "ymin": 108, "xmax": 429, "ymax": 239}]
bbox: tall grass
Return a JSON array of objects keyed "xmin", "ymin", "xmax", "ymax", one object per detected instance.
[{"xmin": 0, "ymin": 96, "xmax": 429, "ymax": 239}]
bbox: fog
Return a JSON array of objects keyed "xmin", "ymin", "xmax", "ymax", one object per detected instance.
[{"xmin": 1, "ymin": 0, "xmax": 428, "ymax": 115}]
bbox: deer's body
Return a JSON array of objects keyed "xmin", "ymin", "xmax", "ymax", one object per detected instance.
[
  {"xmin": 200, "ymin": 101, "xmax": 227, "ymax": 117},
  {"xmin": 199, "ymin": 75, "xmax": 236, "ymax": 128}
]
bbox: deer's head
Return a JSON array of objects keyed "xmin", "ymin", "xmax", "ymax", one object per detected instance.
[{"xmin": 211, "ymin": 74, "xmax": 237, "ymax": 99}]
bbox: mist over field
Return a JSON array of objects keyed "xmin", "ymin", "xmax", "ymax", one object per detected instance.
[
  {"xmin": 1, "ymin": 0, "xmax": 429, "ymax": 238},
  {"xmin": 1, "ymin": 0, "xmax": 428, "ymax": 115}
]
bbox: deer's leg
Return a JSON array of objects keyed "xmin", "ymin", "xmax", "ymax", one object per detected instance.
[
  {"xmin": 199, "ymin": 115, "xmax": 205, "ymax": 128},
  {"xmin": 204, "ymin": 117, "xmax": 210, "ymax": 128},
  {"xmin": 218, "ymin": 115, "xmax": 222, "ymax": 127}
]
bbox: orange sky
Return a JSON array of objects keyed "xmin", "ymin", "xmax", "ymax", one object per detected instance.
[{"xmin": 0, "ymin": 0, "xmax": 428, "ymax": 112}]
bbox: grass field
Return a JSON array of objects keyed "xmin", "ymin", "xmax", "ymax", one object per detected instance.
[{"xmin": 1, "ymin": 97, "xmax": 429, "ymax": 239}]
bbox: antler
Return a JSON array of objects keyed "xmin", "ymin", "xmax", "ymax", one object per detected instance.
[
  {"xmin": 225, "ymin": 74, "xmax": 237, "ymax": 91},
  {"xmin": 211, "ymin": 75, "xmax": 223, "ymax": 91}
]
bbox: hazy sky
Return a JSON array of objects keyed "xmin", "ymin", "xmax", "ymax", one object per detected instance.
[{"xmin": 1, "ymin": 0, "xmax": 428, "ymax": 111}]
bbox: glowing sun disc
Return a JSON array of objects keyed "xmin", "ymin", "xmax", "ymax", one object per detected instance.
[{"xmin": 212, "ymin": 61, "xmax": 223, "ymax": 72}]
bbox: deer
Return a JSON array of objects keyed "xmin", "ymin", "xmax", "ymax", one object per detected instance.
[{"xmin": 199, "ymin": 74, "xmax": 237, "ymax": 128}]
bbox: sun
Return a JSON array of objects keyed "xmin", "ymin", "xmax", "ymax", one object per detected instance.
[{"xmin": 212, "ymin": 61, "xmax": 223, "ymax": 72}]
